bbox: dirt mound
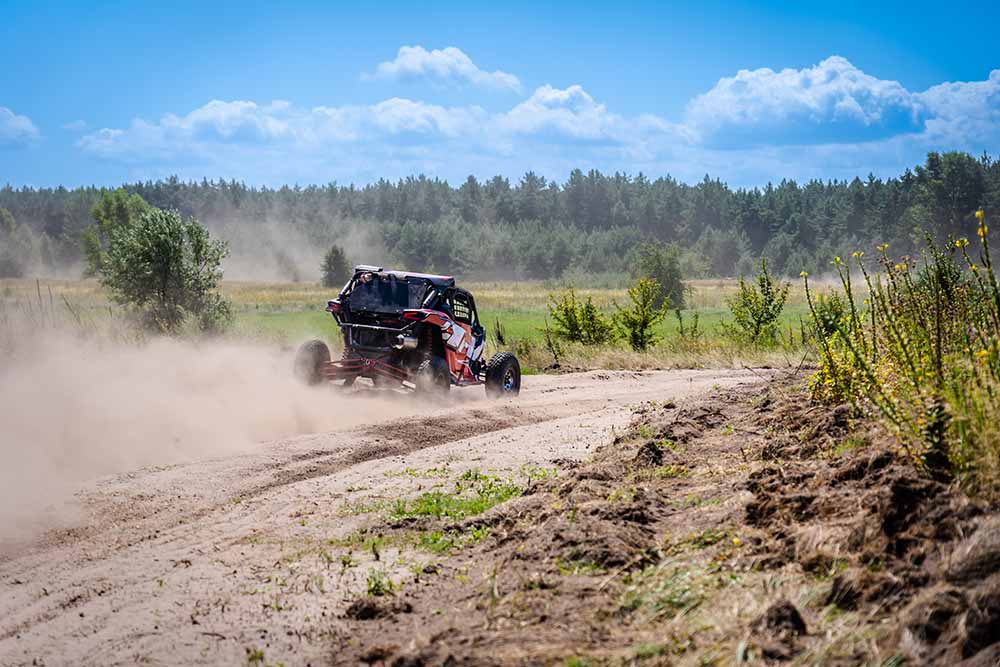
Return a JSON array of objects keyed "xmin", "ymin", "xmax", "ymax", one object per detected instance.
[
  {"xmin": 340, "ymin": 379, "xmax": 1000, "ymax": 666},
  {"xmin": 749, "ymin": 599, "xmax": 808, "ymax": 661},
  {"xmin": 741, "ymin": 387, "xmax": 999, "ymax": 665},
  {"xmin": 345, "ymin": 597, "xmax": 413, "ymax": 621}
]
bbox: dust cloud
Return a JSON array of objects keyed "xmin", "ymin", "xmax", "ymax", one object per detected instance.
[
  {"xmin": 0, "ymin": 335, "xmax": 412, "ymax": 543},
  {"xmin": 213, "ymin": 220, "xmax": 389, "ymax": 283}
]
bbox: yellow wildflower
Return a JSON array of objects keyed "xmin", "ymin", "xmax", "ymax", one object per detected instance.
[
  {"xmin": 979, "ymin": 224, "xmax": 988, "ymax": 240},
  {"xmin": 976, "ymin": 349, "xmax": 990, "ymax": 359},
  {"xmin": 876, "ymin": 243, "xmax": 889, "ymax": 252},
  {"xmin": 971, "ymin": 264, "xmax": 980, "ymax": 272},
  {"xmin": 894, "ymin": 263, "xmax": 907, "ymax": 272},
  {"xmin": 976, "ymin": 210, "xmax": 985, "ymax": 222},
  {"xmin": 800, "ymin": 270, "xmax": 808, "ymax": 278},
  {"xmin": 833, "ymin": 256, "xmax": 842, "ymax": 265},
  {"xmin": 852, "ymin": 250, "xmax": 864, "ymax": 258},
  {"xmin": 732, "ymin": 537, "xmax": 741, "ymax": 547},
  {"xmin": 956, "ymin": 238, "xmax": 969, "ymax": 248}
]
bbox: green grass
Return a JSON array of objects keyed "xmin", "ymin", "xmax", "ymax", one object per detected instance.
[
  {"xmin": 2, "ymin": 276, "xmax": 818, "ymax": 369},
  {"xmin": 390, "ymin": 473, "xmax": 522, "ymax": 520},
  {"xmin": 232, "ymin": 310, "xmax": 334, "ymax": 346}
]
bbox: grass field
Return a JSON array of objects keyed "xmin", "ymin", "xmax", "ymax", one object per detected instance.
[{"xmin": 1, "ymin": 277, "xmax": 824, "ymax": 370}]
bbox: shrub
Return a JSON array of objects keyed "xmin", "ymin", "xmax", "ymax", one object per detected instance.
[
  {"xmin": 636, "ymin": 243, "xmax": 685, "ymax": 308},
  {"xmin": 810, "ymin": 292, "xmax": 847, "ymax": 338},
  {"xmin": 320, "ymin": 244, "xmax": 351, "ymax": 288},
  {"xmin": 722, "ymin": 258, "xmax": 789, "ymax": 347},
  {"xmin": 101, "ymin": 208, "xmax": 231, "ymax": 333},
  {"xmin": 548, "ymin": 288, "xmax": 616, "ymax": 345},
  {"xmin": 805, "ymin": 212, "xmax": 1000, "ymax": 495},
  {"xmin": 615, "ymin": 277, "xmax": 670, "ymax": 351}
]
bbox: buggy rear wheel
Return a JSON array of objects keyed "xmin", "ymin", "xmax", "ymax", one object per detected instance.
[
  {"xmin": 485, "ymin": 352, "xmax": 520, "ymax": 398},
  {"xmin": 415, "ymin": 356, "xmax": 451, "ymax": 395},
  {"xmin": 294, "ymin": 339, "xmax": 331, "ymax": 386}
]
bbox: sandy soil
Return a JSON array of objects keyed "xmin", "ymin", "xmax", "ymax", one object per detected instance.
[{"xmin": 0, "ymin": 368, "xmax": 768, "ymax": 667}]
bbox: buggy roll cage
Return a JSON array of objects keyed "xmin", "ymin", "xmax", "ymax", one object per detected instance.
[{"xmin": 325, "ymin": 266, "xmax": 481, "ymax": 347}]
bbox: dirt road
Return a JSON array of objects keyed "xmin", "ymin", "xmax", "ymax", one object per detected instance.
[{"xmin": 0, "ymin": 368, "xmax": 769, "ymax": 666}]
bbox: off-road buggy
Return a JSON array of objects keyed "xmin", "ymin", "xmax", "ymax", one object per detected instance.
[{"xmin": 294, "ymin": 265, "xmax": 521, "ymax": 397}]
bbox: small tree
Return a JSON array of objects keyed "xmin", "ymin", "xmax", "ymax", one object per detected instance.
[
  {"xmin": 548, "ymin": 288, "xmax": 615, "ymax": 345},
  {"xmin": 723, "ymin": 258, "xmax": 789, "ymax": 346},
  {"xmin": 83, "ymin": 189, "xmax": 150, "ymax": 277},
  {"xmin": 615, "ymin": 277, "xmax": 670, "ymax": 351},
  {"xmin": 101, "ymin": 208, "xmax": 231, "ymax": 333},
  {"xmin": 321, "ymin": 244, "xmax": 351, "ymax": 288},
  {"xmin": 636, "ymin": 242, "xmax": 685, "ymax": 308}
]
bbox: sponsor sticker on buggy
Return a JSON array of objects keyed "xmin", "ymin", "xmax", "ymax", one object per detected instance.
[{"xmin": 446, "ymin": 326, "xmax": 466, "ymax": 350}]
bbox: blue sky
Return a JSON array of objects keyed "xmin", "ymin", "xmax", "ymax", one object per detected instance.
[{"xmin": 1, "ymin": 0, "xmax": 998, "ymax": 188}]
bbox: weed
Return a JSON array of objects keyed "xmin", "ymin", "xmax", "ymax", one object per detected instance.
[
  {"xmin": 832, "ymin": 436, "xmax": 866, "ymax": 458},
  {"xmin": 620, "ymin": 563, "xmax": 707, "ymax": 620},
  {"xmin": 385, "ymin": 465, "xmax": 451, "ymax": 479},
  {"xmin": 652, "ymin": 464, "xmax": 688, "ymax": 479},
  {"xmin": 365, "ymin": 568, "xmax": 395, "ymax": 597},
  {"xmin": 630, "ymin": 643, "xmax": 666, "ymax": 660},
  {"xmin": 670, "ymin": 529, "xmax": 730, "ymax": 552},
  {"xmin": 556, "ymin": 558, "xmax": 606, "ymax": 576},
  {"xmin": 391, "ymin": 474, "xmax": 521, "ymax": 520},
  {"xmin": 418, "ymin": 531, "xmax": 459, "ymax": 554},
  {"xmin": 607, "ymin": 486, "xmax": 637, "ymax": 503}
]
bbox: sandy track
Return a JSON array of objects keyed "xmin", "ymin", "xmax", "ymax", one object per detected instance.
[{"xmin": 0, "ymin": 368, "xmax": 770, "ymax": 666}]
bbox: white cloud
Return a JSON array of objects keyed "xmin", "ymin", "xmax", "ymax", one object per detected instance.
[
  {"xmin": 78, "ymin": 98, "xmax": 493, "ymax": 160},
  {"xmin": 685, "ymin": 56, "xmax": 924, "ymax": 146},
  {"xmin": 917, "ymin": 69, "xmax": 1000, "ymax": 145},
  {"xmin": 62, "ymin": 119, "xmax": 87, "ymax": 131},
  {"xmin": 503, "ymin": 85, "xmax": 614, "ymax": 139},
  {"xmin": 366, "ymin": 45, "xmax": 522, "ymax": 92},
  {"xmin": 0, "ymin": 106, "xmax": 40, "ymax": 147},
  {"xmin": 74, "ymin": 60, "xmax": 1000, "ymax": 187}
]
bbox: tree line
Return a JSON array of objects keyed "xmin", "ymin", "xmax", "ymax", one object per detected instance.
[{"xmin": 2, "ymin": 151, "xmax": 998, "ymax": 281}]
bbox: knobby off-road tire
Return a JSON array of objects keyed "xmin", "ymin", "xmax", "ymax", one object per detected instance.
[
  {"xmin": 416, "ymin": 356, "xmax": 451, "ymax": 395},
  {"xmin": 485, "ymin": 352, "xmax": 521, "ymax": 398},
  {"xmin": 294, "ymin": 339, "xmax": 331, "ymax": 386}
]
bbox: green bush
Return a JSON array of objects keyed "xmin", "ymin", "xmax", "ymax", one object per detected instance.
[
  {"xmin": 615, "ymin": 277, "xmax": 670, "ymax": 351},
  {"xmin": 548, "ymin": 288, "xmax": 616, "ymax": 345},
  {"xmin": 723, "ymin": 258, "xmax": 789, "ymax": 347},
  {"xmin": 810, "ymin": 292, "xmax": 847, "ymax": 338},
  {"xmin": 101, "ymin": 208, "xmax": 231, "ymax": 333}
]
